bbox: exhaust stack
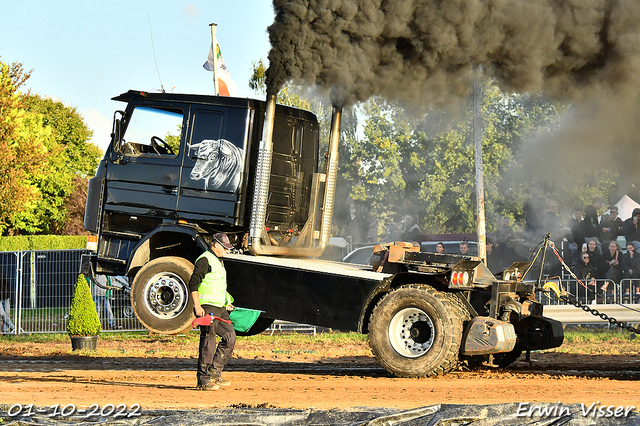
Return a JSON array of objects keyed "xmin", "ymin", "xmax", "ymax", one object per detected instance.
[{"xmin": 249, "ymin": 91, "xmax": 342, "ymax": 257}]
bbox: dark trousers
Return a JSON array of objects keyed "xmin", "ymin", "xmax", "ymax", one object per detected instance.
[{"xmin": 197, "ymin": 305, "xmax": 236, "ymax": 385}]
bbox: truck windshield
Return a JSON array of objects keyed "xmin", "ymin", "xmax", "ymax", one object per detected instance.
[{"xmin": 117, "ymin": 106, "xmax": 184, "ymax": 157}]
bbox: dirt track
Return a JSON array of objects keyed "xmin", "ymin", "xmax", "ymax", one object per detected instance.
[{"xmin": 1, "ymin": 338, "xmax": 639, "ymax": 414}]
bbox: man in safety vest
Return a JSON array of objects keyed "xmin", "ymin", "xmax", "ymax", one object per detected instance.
[{"xmin": 189, "ymin": 232, "xmax": 236, "ymax": 390}]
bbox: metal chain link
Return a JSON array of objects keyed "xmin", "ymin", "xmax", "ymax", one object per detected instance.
[{"xmin": 559, "ymin": 294, "xmax": 640, "ymax": 334}]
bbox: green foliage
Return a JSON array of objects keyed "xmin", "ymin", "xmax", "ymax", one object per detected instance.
[
  {"xmin": 66, "ymin": 274, "xmax": 101, "ymax": 336},
  {"xmin": 0, "ymin": 235, "xmax": 86, "ymax": 251},
  {"xmin": 249, "ymin": 59, "xmax": 311, "ymax": 110},
  {"xmin": 11, "ymin": 95, "xmax": 100, "ymax": 235},
  {"xmin": 351, "ymin": 78, "xmax": 571, "ymax": 236},
  {"xmin": 0, "ymin": 59, "xmax": 101, "ymax": 236},
  {"xmin": 0, "ymin": 60, "xmax": 48, "ymax": 235}
]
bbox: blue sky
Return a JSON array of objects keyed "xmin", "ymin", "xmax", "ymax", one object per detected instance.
[{"xmin": 0, "ymin": 1, "xmax": 275, "ymax": 151}]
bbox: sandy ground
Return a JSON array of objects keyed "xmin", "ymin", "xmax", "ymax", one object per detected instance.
[{"xmin": 0, "ymin": 337, "xmax": 639, "ymax": 417}]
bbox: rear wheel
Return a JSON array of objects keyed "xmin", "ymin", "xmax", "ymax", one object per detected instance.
[
  {"xmin": 369, "ymin": 284, "xmax": 466, "ymax": 377},
  {"xmin": 131, "ymin": 256, "xmax": 195, "ymax": 334}
]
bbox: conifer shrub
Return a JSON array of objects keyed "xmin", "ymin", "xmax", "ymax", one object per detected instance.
[{"xmin": 66, "ymin": 274, "xmax": 101, "ymax": 336}]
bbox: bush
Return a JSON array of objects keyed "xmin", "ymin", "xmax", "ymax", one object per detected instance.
[
  {"xmin": 0, "ymin": 235, "xmax": 87, "ymax": 251},
  {"xmin": 66, "ymin": 274, "xmax": 101, "ymax": 336}
]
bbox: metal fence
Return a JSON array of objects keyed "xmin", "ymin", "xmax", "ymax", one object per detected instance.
[
  {"xmin": 1, "ymin": 249, "xmax": 639, "ymax": 334},
  {"xmin": 0, "ymin": 249, "xmax": 145, "ymax": 335},
  {"xmin": 538, "ymin": 277, "xmax": 640, "ymax": 306}
]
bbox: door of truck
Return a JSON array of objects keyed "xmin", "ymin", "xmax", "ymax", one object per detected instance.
[
  {"xmin": 107, "ymin": 104, "xmax": 188, "ymax": 219},
  {"xmin": 177, "ymin": 106, "xmax": 250, "ymax": 224}
]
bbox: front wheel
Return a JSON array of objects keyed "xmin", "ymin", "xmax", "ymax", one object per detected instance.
[
  {"xmin": 369, "ymin": 284, "xmax": 466, "ymax": 377},
  {"xmin": 131, "ymin": 256, "xmax": 195, "ymax": 334}
]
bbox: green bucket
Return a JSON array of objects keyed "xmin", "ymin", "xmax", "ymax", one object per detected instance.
[{"xmin": 229, "ymin": 307, "xmax": 263, "ymax": 333}]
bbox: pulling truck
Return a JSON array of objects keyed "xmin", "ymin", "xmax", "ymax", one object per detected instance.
[{"xmin": 83, "ymin": 89, "xmax": 563, "ymax": 377}]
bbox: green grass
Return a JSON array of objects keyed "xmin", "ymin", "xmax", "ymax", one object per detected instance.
[{"xmin": 1, "ymin": 329, "xmax": 638, "ymax": 358}]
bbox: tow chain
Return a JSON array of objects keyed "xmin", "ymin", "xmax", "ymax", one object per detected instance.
[
  {"xmin": 558, "ymin": 293, "xmax": 640, "ymax": 334},
  {"xmin": 539, "ymin": 237, "xmax": 640, "ymax": 335}
]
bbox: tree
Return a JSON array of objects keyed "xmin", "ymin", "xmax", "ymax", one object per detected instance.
[
  {"xmin": 10, "ymin": 95, "xmax": 101, "ymax": 235},
  {"xmin": 249, "ymin": 59, "xmax": 310, "ymax": 110},
  {"xmin": 0, "ymin": 60, "xmax": 48, "ymax": 235},
  {"xmin": 0, "ymin": 59, "xmax": 101, "ymax": 235},
  {"xmin": 353, "ymin": 78, "xmax": 565, "ymax": 236}
]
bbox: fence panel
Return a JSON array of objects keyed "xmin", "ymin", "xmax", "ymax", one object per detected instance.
[
  {"xmin": 0, "ymin": 249, "xmax": 145, "ymax": 334},
  {"xmin": 620, "ymin": 278, "xmax": 640, "ymax": 304},
  {"xmin": 539, "ymin": 278, "xmax": 620, "ymax": 306}
]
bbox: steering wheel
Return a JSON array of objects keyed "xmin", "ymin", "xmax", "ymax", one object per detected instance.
[{"xmin": 151, "ymin": 136, "xmax": 175, "ymax": 156}]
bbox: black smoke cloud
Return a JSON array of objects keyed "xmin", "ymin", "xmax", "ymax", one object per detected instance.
[{"xmin": 267, "ymin": 0, "xmax": 640, "ymax": 106}]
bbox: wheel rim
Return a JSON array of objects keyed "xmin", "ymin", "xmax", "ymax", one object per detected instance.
[
  {"xmin": 143, "ymin": 272, "xmax": 188, "ymax": 319},
  {"xmin": 388, "ymin": 307, "xmax": 435, "ymax": 358}
]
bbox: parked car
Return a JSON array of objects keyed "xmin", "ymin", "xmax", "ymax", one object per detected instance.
[{"xmin": 342, "ymin": 245, "xmax": 376, "ymax": 265}]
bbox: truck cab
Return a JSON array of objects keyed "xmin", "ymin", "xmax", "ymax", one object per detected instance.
[{"xmin": 85, "ymin": 91, "xmax": 319, "ymax": 278}]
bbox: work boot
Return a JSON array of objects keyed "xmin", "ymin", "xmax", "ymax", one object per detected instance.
[
  {"xmin": 209, "ymin": 355, "xmax": 230, "ymax": 386},
  {"xmin": 196, "ymin": 381, "xmax": 220, "ymax": 391},
  {"xmin": 212, "ymin": 375, "xmax": 230, "ymax": 387}
]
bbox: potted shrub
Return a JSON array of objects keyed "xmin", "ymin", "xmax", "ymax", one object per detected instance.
[{"xmin": 67, "ymin": 274, "xmax": 101, "ymax": 350}]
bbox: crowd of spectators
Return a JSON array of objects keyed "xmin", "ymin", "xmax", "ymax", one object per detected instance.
[{"xmin": 486, "ymin": 191, "xmax": 640, "ymax": 303}]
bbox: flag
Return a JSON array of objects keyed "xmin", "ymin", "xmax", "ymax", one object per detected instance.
[{"xmin": 204, "ymin": 43, "xmax": 238, "ymax": 97}]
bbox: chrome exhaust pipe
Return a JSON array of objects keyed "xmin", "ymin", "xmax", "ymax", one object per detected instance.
[
  {"xmin": 249, "ymin": 94, "xmax": 342, "ymax": 257},
  {"xmin": 319, "ymin": 106, "xmax": 341, "ymax": 245},
  {"xmin": 249, "ymin": 91, "xmax": 276, "ymax": 244}
]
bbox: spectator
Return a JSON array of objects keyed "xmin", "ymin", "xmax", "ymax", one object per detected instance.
[
  {"xmin": 92, "ymin": 275, "xmax": 116, "ymax": 330},
  {"xmin": 622, "ymin": 242, "xmax": 640, "ymax": 279},
  {"xmin": 601, "ymin": 241, "xmax": 622, "ymax": 302},
  {"xmin": 435, "ymin": 242, "xmax": 446, "ymax": 254},
  {"xmin": 575, "ymin": 252, "xmax": 597, "ymax": 304},
  {"xmin": 543, "ymin": 201, "xmax": 566, "ymax": 240},
  {"xmin": 600, "ymin": 206, "xmax": 623, "ymax": 247},
  {"xmin": 495, "ymin": 216, "xmax": 514, "ymax": 246},
  {"xmin": 485, "ymin": 238, "xmax": 501, "ymax": 274},
  {"xmin": 383, "ymin": 214, "xmax": 403, "ymax": 243},
  {"xmin": 0, "ymin": 273, "xmax": 15, "ymax": 333},
  {"xmin": 459, "ymin": 240, "xmax": 469, "ymax": 255},
  {"xmin": 585, "ymin": 238, "xmax": 605, "ymax": 278},
  {"xmin": 582, "ymin": 196, "xmax": 605, "ymax": 246},
  {"xmin": 523, "ymin": 187, "xmax": 546, "ymax": 238},
  {"xmin": 622, "ymin": 208, "xmax": 640, "ymax": 252},
  {"xmin": 401, "ymin": 215, "xmax": 421, "ymax": 243},
  {"xmin": 567, "ymin": 208, "xmax": 584, "ymax": 264}
]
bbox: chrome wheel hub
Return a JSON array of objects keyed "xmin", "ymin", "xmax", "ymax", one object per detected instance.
[
  {"xmin": 144, "ymin": 272, "xmax": 188, "ymax": 318},
  {"xmin": 388, "ymin": 307, "xmax": 435, "ymax": 358}
]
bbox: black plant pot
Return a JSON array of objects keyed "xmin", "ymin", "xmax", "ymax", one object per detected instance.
[{"xmin": 70, "ymin": 335, "xmax": 98, "ymax": 351}]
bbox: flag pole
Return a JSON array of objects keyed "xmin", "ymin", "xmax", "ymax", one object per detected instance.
[{"xmin": 209, "ymin": 23, "xmax": 219, "ymax": 96}]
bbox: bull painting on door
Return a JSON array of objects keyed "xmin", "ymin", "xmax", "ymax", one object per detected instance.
[
  {"xmin": 189, "ymin": 138, "xmax": 244, "ymax": 192},
  {"xmin": 177, "ymin": 107, "xmax": 250, "ymax": 222}
]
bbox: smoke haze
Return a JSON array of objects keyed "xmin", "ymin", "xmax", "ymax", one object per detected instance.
[{"xmin": 267, "ymin": 0, "xmax": 640, "ymax": 106}]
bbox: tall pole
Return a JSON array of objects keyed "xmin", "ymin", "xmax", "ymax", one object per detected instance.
[
  {"xmin": 473, "ymin": 65, "xmax": 487, "ymax": 262},
  {"xmin": 209, "ymin": 23, "xmax": 219, "ymax": 96}
]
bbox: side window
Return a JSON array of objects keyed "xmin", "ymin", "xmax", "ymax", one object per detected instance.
[
  {"xmin": 272, "ymin": 118, "xmax": 299, "ymax": 156},
  {"xmin": 187, "ymin": 110, "xmax": 245, "ymax": 193},
  {"xmin": 188, "ymin": 110, "xmax": 224, "ymax": 160},
  {"xmin": 119, "ymin": 106, "xmax": 184, "ymax": 157}
]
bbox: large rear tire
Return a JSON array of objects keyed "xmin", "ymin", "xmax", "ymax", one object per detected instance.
[
  {"xmin": 131, "ymin": 256, "xmax": 195, "ymax": 334},
  {"xmin": 369, "ymin": 284, "xmax": 466, "ymax": 377}
]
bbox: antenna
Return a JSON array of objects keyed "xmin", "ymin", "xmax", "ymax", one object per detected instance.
[{"xmin": 148, "ymin": 14, "xmax": 165, "ymax": 93}]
